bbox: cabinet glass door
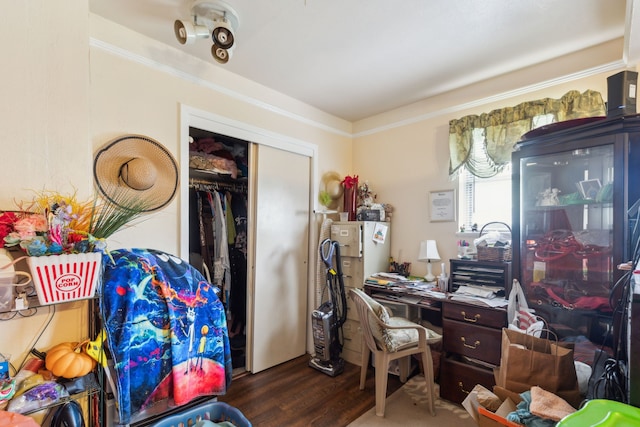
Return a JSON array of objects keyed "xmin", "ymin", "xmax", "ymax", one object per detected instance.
[{"xmin": 519, "ymin": 144, "xmax": 614, "ymax": 333}]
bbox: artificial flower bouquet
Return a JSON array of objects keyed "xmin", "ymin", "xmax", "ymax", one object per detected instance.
[
  {"xmin": 341, "ymin": 175, "xmax": 359, "ymax": 221},
  {"xmin": 0, "ymin": 190, "xmax": 150, "ymax": 257},
  {"xmin": 0, "ymin": 197, "xmax": 99, "ymax": 257},
  {"xmin": 0, "ymin": 190, "xmax": 151, "ymax": 305}
]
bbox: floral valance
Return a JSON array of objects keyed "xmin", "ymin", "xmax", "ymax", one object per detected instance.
[{"xmin": 448, "ymin": 89, "xmax": 606, "ymax": 179}]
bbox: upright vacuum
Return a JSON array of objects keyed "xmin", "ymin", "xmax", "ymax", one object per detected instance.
[{"xmin": 309, "ymin": 238, "xmax": 348, "ymax": 376}]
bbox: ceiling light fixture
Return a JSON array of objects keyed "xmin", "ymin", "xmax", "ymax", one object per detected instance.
[{"xmin": 173, "ymin": 0, "xmax": 240, "ymax": 64}]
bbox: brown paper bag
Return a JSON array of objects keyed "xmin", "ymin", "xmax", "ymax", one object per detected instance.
[{"xmin": 497, "ymin": 328, "xmax": 581, "ymax": 407}]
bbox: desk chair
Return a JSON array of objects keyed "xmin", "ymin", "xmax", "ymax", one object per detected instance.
[{"xmin": 350, "ymin": 288, "xmax": 441, "ymax": 417}]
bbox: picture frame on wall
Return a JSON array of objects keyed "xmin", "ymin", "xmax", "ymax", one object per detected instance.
[{"xmin": 429, "ymin": 189, "xmax": 456, "ymax": 222}]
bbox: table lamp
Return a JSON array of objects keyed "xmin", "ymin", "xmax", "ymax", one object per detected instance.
[{"xmin": 418, "ymin": 240, "xmax": 441, "ymax": 282}]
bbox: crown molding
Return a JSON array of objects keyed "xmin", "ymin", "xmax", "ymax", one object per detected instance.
[{"xmin": 89, "ymin": 37, "xmax": 626, "ymax": 141}]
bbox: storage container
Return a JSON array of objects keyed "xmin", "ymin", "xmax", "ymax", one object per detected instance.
[
  {"xmin": 27, "ymin": 252, "xmax": 101, "ymax": 305},
  {"xmin": 151, "ymin": 401, "xmax": 251, "ymax": 427}
]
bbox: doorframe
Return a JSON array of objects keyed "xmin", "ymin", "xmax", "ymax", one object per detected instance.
[{"xmin": 178, "ymin": 104, "xmax": 320, "ymax": 368}]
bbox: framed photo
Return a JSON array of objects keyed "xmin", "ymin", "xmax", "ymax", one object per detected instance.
[
  {"xmin": 577, "ymin": 179, "xmax": 601, "ymax": 200},
  {"xmin": 429, "ymin": 189, "xmax": 456, "ymax": 222}
]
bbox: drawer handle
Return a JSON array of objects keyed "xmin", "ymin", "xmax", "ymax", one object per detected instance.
[
  {"xmin": 460, "ymin": 337, "xmax": 480, "ymax": 349},
  {"xmin": 458, "ymin": 381, "xmax": 471, "ymax": 394},
  {"xmin": 461, "ymin": 311, "xmax": 480, "ymax": 323}
]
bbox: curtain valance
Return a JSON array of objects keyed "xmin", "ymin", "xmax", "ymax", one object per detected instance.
[{"xmin": 448, "ymin": 90, "xmax": 605, "ymax": 179}]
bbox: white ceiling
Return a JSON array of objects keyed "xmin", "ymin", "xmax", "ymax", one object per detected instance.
[{"xmin": 89, "ymin": 0, "xmax": 635, "ymax": 122}]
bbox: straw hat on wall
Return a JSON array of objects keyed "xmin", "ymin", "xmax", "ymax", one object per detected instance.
[{"xmin": 93, "ymin": 134, "xmax": 179, "ymax": 212}]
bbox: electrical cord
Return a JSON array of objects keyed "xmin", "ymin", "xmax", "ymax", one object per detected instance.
[
  {"xmin": 589, "ymin": 206, "xmax": 640, "ymax": 404},
  {"xmin": 15, "ymin": 304, "xmax": 56, "ymax": 373},
  {"xmin": 592, "ymin": 357, "xmax": 627, "ymax": 402}
]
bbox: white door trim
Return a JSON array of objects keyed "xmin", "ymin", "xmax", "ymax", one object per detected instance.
[{"xmin": 179, "ymin": 104, "xmax": 319, "ymax": 371}]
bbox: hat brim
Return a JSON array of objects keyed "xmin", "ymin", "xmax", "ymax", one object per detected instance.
[{"xmin": 94, "ymin": 135, "xmax": 179, "ymax": 212}]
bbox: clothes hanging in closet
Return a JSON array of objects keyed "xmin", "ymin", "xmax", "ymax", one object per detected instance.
[{"xmin": 189, "ymin": 184, "xmax": 248, "ymax": 336}]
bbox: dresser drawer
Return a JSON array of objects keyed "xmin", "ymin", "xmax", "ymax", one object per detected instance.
[
  {"xmin": 443, "ymin": 319, "xmax": 502, "ymax": 365},
  {"xmin": 442, "ymin": 300, "xmax": 506, "ymax": 329},
  {"xmin": 440, "ymin": 356, "xmax": 495, "ymax": 404}
]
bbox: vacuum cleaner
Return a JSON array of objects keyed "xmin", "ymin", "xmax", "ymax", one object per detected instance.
[{"xmin": 309, "ymin": 238, "xmax": 347, "ymax": 376}]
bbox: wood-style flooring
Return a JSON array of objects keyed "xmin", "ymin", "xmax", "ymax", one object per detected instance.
[{"xmin": 217, "ymin": 354, "xmax": 403, "ymax": 427}]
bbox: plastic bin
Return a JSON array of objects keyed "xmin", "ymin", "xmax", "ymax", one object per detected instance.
[
  {"xmin": 557, "ymin": 399, "xmax": 640, "ymax": 426},
  {"xmin": 151, "ymin": 401, "xmax": 251, "ymax": 427},
  {"xmin": 27, "ymin": 252, "xmax": 101, "ymax": 305}
]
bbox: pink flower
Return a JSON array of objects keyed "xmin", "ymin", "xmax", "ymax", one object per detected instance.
[{"xmin": 13, "ymin": 214, "xmax": 48, "ymax": 240}]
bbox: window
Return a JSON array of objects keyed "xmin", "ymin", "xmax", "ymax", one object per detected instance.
[
  {"xmin": 449, "ymin": 91, "xmax": 606, "ymax": 231},
  {"xmin": 457, "ymin": 114, "xmax": 556, "ymax": 232},
  {"xmin": 459, "ymin": 164, "xmax": 512, "ymax": 231}
]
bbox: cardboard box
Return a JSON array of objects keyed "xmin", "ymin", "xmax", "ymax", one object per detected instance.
[
  {"xmin": 477, "ymin": 399, "xmax": 520, "ymax": 427},
  {"xmin": 463, "ymin": 385, "xmax": 523, "ymax": 427}
]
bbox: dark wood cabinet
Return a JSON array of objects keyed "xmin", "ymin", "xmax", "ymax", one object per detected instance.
[
  {"xmin": 449, "ymin": 259, "xmax": 512, "ymax": 297},
  {"xmin": 440, "ymin": 299, "xmax": 506, "ymax": 404},
  {"xmin": 511, "ymin": 114, "xmax": 640, "ymax": 405}
]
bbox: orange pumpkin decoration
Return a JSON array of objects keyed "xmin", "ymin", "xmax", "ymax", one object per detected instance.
[{"xmin": 45, "ymin": 341, "xmax": 97, "ymax": 379}]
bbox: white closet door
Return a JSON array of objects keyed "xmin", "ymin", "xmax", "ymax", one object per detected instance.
[{"xmin": 249, "ymin": 144, "xmax": 310, "ymax": 373}]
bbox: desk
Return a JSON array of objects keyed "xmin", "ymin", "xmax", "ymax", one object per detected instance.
[
  {"xmin": 364, "ymin": 283, "xmax": 444, "ymax": 327},
  {"xmin": 364, "ymin": 283, "xmax": 507, "ymax": 404}
]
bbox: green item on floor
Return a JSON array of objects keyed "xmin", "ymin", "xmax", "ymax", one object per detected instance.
[{"xmin": 557, "ymin": 399, "xmax": 640, "ymax": 426}]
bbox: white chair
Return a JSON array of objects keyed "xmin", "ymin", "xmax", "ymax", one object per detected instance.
[{"xmin": 350, "ymin": 288, "xmax": 441, "ymax": 417}]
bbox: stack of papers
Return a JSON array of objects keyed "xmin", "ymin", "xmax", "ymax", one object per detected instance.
[
  {"xmin": 365, "ymin": 272, "xmax": 411, "ymax": 286},
  {"xmin": 455, "ymin": 285, "xmax": 496, "ymax": 299}
]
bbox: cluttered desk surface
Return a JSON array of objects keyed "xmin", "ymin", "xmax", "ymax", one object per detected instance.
[{"xmin": 364, "ymin": 272, "xmax": 509, "ymax": 311}]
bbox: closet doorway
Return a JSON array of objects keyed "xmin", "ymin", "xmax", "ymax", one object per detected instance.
[
  {"xmin": 188, "ymin": 127, "xmax": 249, "ymax": 374},
  {"xmin": 180, "ymin": 106, "xmax": 316, "ymax": 375}
]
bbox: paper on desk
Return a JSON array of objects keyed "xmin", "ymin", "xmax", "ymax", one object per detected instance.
[
  {"xmin": 450, "ymin": 294, "xmax": 509, "ymax": 308},
  {"xmin": 456, "ymin": 285, "xmax": 496, "ymax": 299},
  {"xmin": 375, "ymin": 272, "xmax": 408, "ymax": 281}
]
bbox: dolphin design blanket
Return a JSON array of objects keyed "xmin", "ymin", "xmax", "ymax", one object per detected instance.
[{"xmin": 100, "ymin": 249, "xmax": 232, "ymax": 423}]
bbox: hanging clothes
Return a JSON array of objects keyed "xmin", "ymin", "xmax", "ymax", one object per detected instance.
[
  {"xmin": 228, "ymin": 190, "xmax": 248, "ymax": 335},
  {"xmin": 209, "ymin": 191, "xmax": 231, "ymax": 290},
  {"xmin": 226, "ymin": 192, "xmax": 237, "ymax": 246}
]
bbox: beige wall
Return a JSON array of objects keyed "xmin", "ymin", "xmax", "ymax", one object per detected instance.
[
  {"xmin": 0, "ymin": 6, "xmax": 351, "ymax": 369},
  {"xmin": 0, "ymin": 2, "xmax": 636, "ymax": 369},
  {"xmin": 0, "ymin": 0, "xmax": 91, "ymax": 374},
  {"xmin": 352, "ymin": 38, "xmax": 634, "ymax": 278}
]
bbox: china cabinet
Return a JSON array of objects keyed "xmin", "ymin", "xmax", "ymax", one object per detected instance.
[{"xmin": 511, "ymin": 115, "xmax": 640, "ymax": 403}]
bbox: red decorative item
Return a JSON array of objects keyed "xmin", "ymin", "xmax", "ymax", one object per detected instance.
[{"xmin": 342, "ymin": 175, "xmax": 359, "ymax": 221}]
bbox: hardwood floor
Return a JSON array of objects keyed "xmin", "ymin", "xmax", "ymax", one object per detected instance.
[{"xmin": 218, "ymin": 354, "xmax": 403, "ymax": 427}]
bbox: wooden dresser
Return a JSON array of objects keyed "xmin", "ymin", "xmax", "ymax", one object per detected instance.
[{"xmin": 440, "ymin": 299, "xmax": 507, "ymax": 404}]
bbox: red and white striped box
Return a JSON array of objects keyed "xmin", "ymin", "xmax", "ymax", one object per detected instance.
[{"xmin": 27, "ymin": 252, "xmax": 102, "ymax": 305}]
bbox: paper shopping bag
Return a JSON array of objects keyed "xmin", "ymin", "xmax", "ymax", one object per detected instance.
[{"xmin": 497, "ymin": 328, "xmax": 581, "ymax": 407}]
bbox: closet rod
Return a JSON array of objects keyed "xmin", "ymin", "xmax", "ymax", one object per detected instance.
[{"xmin": 189, "ymin": 178, "xmax": 248, "ymax": 193}]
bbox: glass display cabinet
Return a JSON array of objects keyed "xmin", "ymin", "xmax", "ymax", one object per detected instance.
[{"xmin": 512, "ymin": 115, "xmax": 640, "ymax": 361}]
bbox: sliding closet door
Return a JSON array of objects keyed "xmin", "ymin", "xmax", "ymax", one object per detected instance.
[{"xmin": 249, "ymin": 144, "xmax": 310, "ymax": 373}]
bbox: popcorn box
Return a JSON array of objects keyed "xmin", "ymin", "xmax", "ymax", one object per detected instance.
[{"xmin": 27, "ymin": 252, "xmax": 102, "ymax": 305}]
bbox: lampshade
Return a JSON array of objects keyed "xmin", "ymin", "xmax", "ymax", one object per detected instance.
[{"xmin": 418, "ymin": 240, "xmax": 441, "ymax": 262}]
